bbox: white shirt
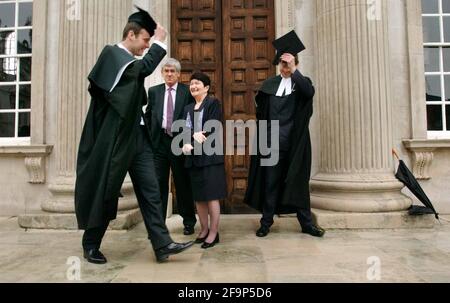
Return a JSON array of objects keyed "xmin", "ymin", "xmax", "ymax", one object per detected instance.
[
  {"xmin": 151, "ymin": 40, "xmax": 168, "ymax": 51},
  {"xmin": 117, "ymin": 42, "xmax": 133, "ymax": 56},
  {"xmin": 275, "ymin": 76, "xmax": 293, "ymax": 97},
  {"xmin": 162, "ymin": 83, "xmax": 178, "ymax": 130},
  {"xmin": 116, "ymin": 41, "xmax": 168, "ymax": 125}
]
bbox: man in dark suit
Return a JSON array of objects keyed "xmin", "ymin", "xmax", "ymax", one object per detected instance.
[
  {"xmin": 75, "ymin": 8, "xmax": 194, "ymax": 265},
  {"xmin": 145, "ymin": 59, "xmax": 197, "ymax": 235},
  {"xmin": 244, "ymin": 31, "xmax": 325, "ymax": 239}
]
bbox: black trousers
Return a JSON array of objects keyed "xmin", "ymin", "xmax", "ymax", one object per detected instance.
[
  {"xmin": 83, "ymin": 126, "xmax": 173, "ymax": 251},
  {"xmin": 261, "ymin": 153, "xmax": 313, "ymax": 229},
  {"xmin": 153, "ymin": 131, "xmax": 197, "ymax": 228}
]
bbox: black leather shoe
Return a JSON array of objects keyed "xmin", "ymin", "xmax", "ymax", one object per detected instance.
[
  {"xmin": 183, "ymin": 226, "xmax": 195, "ymax": 236},
  {"xmin": 195, "ymin": 231, "xmax": 209, "ymax": 244},
  {"xmin": 154, "ymin": 241, "xmax": 195, "ymax": 263},
  {"xmin": 256, "ymin": 226, "xmax": 270, "ymax": 238},
  {"xmin": 201, "ymin": 234, "xmax": 220, "ymax": 249},
  {"xmin": 302, "ymin": 225, "xmax": 326, "ymax": 238},
  {"xmin": 83, "ymin": 249, "xmax": 107, "ymax": 265}
]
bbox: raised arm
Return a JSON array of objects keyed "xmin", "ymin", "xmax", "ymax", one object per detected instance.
[
  {"xmin": 140, "ymin": 23, "xmax": 168, "ymax": 77},
  {"xmin": 291, "ymin": 70, "xmax": 315, "ymax": 99},
  {"xmin": 140, "ymin": 43, "xmax": 167, "ymax": 77},
  {"xmin": 279, "ymin": 52, "xmax": 315, "ymax": 100}
]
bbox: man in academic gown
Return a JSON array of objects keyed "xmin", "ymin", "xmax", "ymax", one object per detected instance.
[
  {"xmin": 244, "ymin": 31, "xmax": 325, "ymax": 238},
  {"xmin": 145, "ymin": 58, "xmax": 197, "ymax": 235},
  {"xmin": 75, "ymin": 7, "xmax": 194, "ymax": 264}
]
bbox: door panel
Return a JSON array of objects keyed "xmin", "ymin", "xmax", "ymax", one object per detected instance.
[
  {"xmin": 171, "ymin": 0, "xmax": 275, "ymax": 213},
  {"xmin": 171, "ymin": 0, "xmax": 222, "ymax": 98},
  {"xmin": 222, "ymin": 0, "xmax": 275, "ymax": 212}
]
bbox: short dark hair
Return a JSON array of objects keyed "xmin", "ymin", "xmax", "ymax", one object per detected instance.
[
  {"xmin": 122, "ymin": 22, "xmax": 143, "ymax": 40},
  {"xmin": 190, "ymin": 72, "xmax": 211, "ymax": 88}
]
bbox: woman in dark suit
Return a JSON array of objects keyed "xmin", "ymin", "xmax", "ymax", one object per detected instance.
[{"xmin": 182, "ymin": 72, "xmax": 227, "ymax": 249}]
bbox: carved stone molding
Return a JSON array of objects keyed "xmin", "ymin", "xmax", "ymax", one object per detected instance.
[
  {"xmin": 25, "ymin": 157, "xmax": 46, "ymax": 184},
  {"xmin": 410, "ymin": 150, "xmax": 434, "ymax": 180},
  {"xmin": 0, "ymin": 145, "xmax": 53, "ymax": 184},
  {"xmin": 403, "ymin": 139, "xmax": 450, "ymax": 180},
  {"xmin": 25, "ymin": 145, "xmax": 53, "ymax": 184}
]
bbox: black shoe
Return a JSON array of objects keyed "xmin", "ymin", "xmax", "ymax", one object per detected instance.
[
  {"xmin": 256, "ymin": 226, "xmax": 270, "ymax": 238},
  {"xmin": 201, "ymin": 234, "xmax": 220, "ymax": 249},
  {"xmin": 183, "ymin": 226, "xmax": 195, "ymax": 236},
  {"xmin": 83, "ymin": 249, "xmax": 107, "ymax": 265},
  {"xmin": 195, "ymin": 231, "xmax": 209, "ymax": 244},
  {"xmin": 154, "ymin": 241, "xmax": 195, "ymax": 263},
  {"xmin": 302, "ymin": 225, "xmax": 326, "ymax": 238}
]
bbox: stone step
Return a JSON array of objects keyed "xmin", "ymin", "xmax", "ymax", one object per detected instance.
[
  {"xmin": 18, "ymin": 209, "xmax": 143, "ymax": 231},
  {"xmin": 17, "ymin": 209, "xmax": 436, "ymax": 231},
  {"xmin": 311, "ymin": 209, "xmax": 436, "ymax": 229},
  {"xmin": 213, "ymin": 211, "xmax": 436, "ymax": 230}
]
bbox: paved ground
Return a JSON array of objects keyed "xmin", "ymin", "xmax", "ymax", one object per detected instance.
[{"xmin": 0, "ymin": 215, "xmax": 449, "ymax": 283}]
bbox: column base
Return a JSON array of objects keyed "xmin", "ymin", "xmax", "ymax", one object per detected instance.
[
  {"xmin": 42, "ymin": 178, "xmax": 139, "ymax": 213},
  {"xmin": 311, "ymin": 209, "xmax": 436, "ymax": 229},
  {"xmin": 18, "ymin": 208, "xmax": 143, "ymax": 231},
  {"xmin": 311, "ymin": 173, "xmax": 413, "ymax": 212}
]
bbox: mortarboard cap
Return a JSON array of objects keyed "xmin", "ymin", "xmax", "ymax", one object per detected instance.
[
  {"xmin": 272, "ymin": 30, "xmax": 305, "ymax": 65},
  {"xmin": 128, "ymin": 5, "xmax": 157, "ymax": 37}
]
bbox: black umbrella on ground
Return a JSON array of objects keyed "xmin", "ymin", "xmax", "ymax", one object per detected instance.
[{"xmin": 392, "ymin": 149, "xmax": 439, "ymax": 220}]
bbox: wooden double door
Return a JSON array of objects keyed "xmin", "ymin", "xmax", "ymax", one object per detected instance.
[{"xmin": 171, "ymin": 0, "xmax": 276, "ymax": 213}]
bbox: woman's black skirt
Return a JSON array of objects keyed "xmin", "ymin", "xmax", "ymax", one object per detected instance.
[{"xmin": 189, "ymin": 164, "xmax": 228, "ymax": 202}]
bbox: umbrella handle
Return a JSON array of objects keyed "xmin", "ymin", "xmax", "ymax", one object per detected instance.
[{"xmin": 392, "ymin": 148, "xmax": 400, "ymax": 161}]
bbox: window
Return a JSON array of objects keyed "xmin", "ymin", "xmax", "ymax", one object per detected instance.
[
  {"xmin": 0, "ymin": 0, "xmax": 32, "ymax": 145},
  {"xmin": 422, "ymin": 0, "xmax": 450, "ymax": 138}
]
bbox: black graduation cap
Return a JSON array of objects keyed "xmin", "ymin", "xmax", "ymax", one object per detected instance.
[
  {"xmin": 128, "ymin": 5, "xmax": 157, "ymax": 36},
  {"xmin": 272, "ymin": 30, "xmax": 306, "ymax": 65}
]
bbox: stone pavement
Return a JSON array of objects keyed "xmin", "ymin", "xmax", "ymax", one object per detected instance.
[{"xmin": 0, "ymin": 215, "xmax": 449, "ymax": 283}]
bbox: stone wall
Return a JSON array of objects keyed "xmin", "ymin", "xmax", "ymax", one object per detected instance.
[
  {"xmin": 0, "ymin": 156, "xmax": 48, "ymax": 216},
  {"xmin": 421, "ymin": 149, "xmax": 450, "ymax": 214},
  {"xmin": 388, "ymin": 0, "xmax": 450, "ymax": 214}
]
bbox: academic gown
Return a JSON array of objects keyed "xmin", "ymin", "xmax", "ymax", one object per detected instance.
[
  {"xmin": 75, "ymin": 44, "xmax": 166, "ymax": 230},
  {"xmin": 244, "ymin": 71, "xmax": 315, "ymax": 214}
]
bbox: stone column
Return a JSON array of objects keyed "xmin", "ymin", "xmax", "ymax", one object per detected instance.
[
  {"xmin": 42, "ymin": 0, "xmax": 137, "ymax": 214},
  {"xmin": 275, "ymin": 0, "xmax": 295, "ymax": 37},
  {"xmin": 143, "ymin": 0, "xmax": 173, "ymax": 218},
  {"xmin": 311, "ymin": 0, "xmax": 412, "ymax": 213}
]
